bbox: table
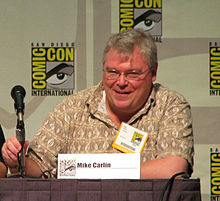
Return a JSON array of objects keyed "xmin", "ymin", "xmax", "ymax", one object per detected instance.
[{"xmin": 0, "ymin": 178, "xmax": 201, "ymax": 201}]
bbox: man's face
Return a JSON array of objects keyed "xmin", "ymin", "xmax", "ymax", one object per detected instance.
[{"xmin": 103, "ymin": 46, "xmax": 157, "ymax": 116}]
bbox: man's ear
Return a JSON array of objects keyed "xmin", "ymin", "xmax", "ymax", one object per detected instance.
[{"xmin": 151, "ymin": 63, "xmax": 158, "ymax": 82}]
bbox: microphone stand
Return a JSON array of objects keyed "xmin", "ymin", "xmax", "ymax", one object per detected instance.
[
  {"xmin": 10, "ymin": 85, "xmax": 27, "ymax": 178},
  {"xmin": 16, "ymin": 117, "xmax": 26, "ymax": 177}
]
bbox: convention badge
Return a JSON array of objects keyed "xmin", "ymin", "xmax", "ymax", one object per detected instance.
[{"xmin": 112, "ymin": 122, "xmax": 148, "ymax": 153}]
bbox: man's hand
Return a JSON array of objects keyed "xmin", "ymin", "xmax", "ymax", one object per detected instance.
[
  {"xmin": 2, "ymin": 136, "xmax": 43, "ymax": 177},
  {"xmin": 1, "ymin": 136, "xmax": 28, "ymax": 173}
]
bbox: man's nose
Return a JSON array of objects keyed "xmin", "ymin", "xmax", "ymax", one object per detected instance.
[{"xmin": 117, "ymin": 73, "xmax": 128, "ymax": 85}]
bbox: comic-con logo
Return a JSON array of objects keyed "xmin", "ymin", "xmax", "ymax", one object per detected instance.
[
  {"xmin": 210, "ymin": 42, "xmax": 220, "ymax": 96},
  {"xmin": 31, "ymin": 43, "xmax": 75, "ymax": 96},
  {"xmin": 119, "ymin": 0, "xmax": 162, "ymax": 42},
  {"xmin": 210, "ymin": 148, "xmax": 220, "ymax": 201},
  {"xmin": 59, "ymin": 159, "xmax": 76, "ymax": 177}
]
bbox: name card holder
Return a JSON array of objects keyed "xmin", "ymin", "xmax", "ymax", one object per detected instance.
[{"xmin": 57, "ymin": 153, "xmax": 140, "ymax": 179}]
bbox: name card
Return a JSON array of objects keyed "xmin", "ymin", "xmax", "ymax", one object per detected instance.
[{"xmin": 57, "ymin": 153, "xmax": 140, "ymax": 179}]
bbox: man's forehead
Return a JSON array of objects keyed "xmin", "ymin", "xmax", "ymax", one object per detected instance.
[
  {"xmin": 105, "ymin": 50, "xmax": 149, "ymax": 71},
  {"xmin": 106, "ymin": 48, "xmax": 129, "ymax": 62},
  {"xmin": 107, "ymin": 46, "xmax": 144, "ymax": 60}
]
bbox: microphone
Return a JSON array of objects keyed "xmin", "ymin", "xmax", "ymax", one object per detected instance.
[
  {"xmin": 11, "ymin": 85, "xmax": 26, "ymax": 122},
  {"xmin": 11, "ymin": 85, "xmax": 26, "ymax": 146}
]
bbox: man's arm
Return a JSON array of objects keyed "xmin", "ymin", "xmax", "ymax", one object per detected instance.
[
  {"xmin": 0, "ymin": 162, "xmax": 7, "ymax": 177},
  {"xmin": 2, "ymin": 136, "xmax": 43, "ymax": 177},
  {"xmin": 141, "ymin": 155, "xmax": 188, "ymax": 178},
  {"xmin": 141, "ymin": 91, "xmax": 194, "ymax": 178}
]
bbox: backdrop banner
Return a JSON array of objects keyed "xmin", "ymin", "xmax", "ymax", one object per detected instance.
[{"xmin": 0, "ymin": 1, "xmax": 219, "ymax": 200}]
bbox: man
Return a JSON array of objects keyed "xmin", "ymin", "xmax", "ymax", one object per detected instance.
[{"xmin": 2, "ymin": 29, "xmax": 194, "ymax": 178}]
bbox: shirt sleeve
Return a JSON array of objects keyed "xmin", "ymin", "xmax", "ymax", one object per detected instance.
[
  {"xmin": 156, "ymin": 93, "xmax": 194, "ymax": 174},
  {"xmin": 28, "ymin": 103, "xmax": 70, "ymax": 178}
]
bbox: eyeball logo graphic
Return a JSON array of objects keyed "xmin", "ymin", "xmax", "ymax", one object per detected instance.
[
  {"xmin": 134, "ymin": 9, "xmax": 162, "ymax": 35},
  {"xmin": 46, "ymin": 62, "xmax": 74, "ymax": 89}
]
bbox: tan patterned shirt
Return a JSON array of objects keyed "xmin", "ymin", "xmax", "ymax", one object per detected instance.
[{"xmin": 28, "ymin": 82, "xmax": 194, "ymax": 177}]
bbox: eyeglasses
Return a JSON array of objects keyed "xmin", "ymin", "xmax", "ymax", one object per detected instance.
[{"xmin": 103, "ymin": 68, "xmax": 150, "ymax": 81}]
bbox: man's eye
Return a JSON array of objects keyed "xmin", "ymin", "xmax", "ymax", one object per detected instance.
[
  {"xmin": 127, "ymin": 72, "xmax": 140, "ymax": 78},
  {"xmin": 108, "ymin": 70, "xmax": 118, "ymax": 74},
  {"xmin": 128, "ymin": 72, "xmax": 139, "ymax": 75}
]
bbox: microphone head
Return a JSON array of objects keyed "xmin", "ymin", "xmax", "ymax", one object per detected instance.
[
  {"xmin": 11, "ymin": 85, "xmax": 26, "ymax": 100},
  {"xmin": 11, "ymin": 85, "xmax": 26, "ymax": 114}
]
